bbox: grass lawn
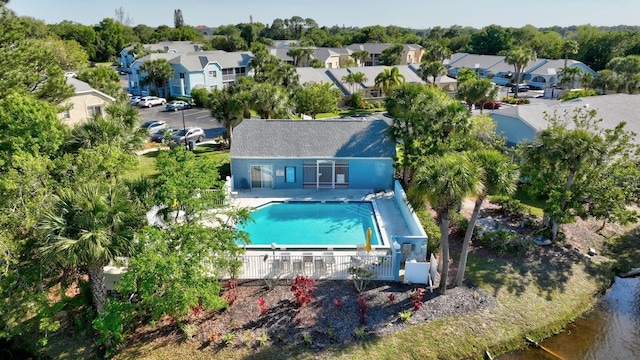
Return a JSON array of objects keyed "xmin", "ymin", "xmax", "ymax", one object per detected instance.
[{"xmin": 513, "ymin": 187, "xmax": 545, "ymax": 217}]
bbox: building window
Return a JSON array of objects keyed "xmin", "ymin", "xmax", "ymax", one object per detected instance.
[
  {"xmin": 62, "ymin": 110, "xmax": 71, "ymax": 119},
  {"xmin": 88, "ymin": 105, "xmax": 102, "ymax": 117},
  {"xmin": 209, "ymin": 71, "xmax": 217, "ymax": 78}
]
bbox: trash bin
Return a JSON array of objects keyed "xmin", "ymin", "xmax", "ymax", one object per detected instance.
[{"xmin": 188, "ymin": 140, "xmax": 196, "ymax": 151}]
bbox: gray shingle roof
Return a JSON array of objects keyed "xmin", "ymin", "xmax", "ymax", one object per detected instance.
[
  {"xmin": 169, "ymin": 51, "xmax": 253, "ymax": 71},
  {"xmin": 230, "ymin": 119, "xmax": 396, "ymax": 158}
]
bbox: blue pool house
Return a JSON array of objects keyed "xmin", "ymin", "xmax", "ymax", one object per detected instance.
[{"xmin": 229, "ymin": 118, "xmax": 396, "ymax": 191}]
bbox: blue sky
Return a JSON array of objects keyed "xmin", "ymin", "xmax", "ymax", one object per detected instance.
[{"xmin": 8, "ymin": 0, "xmax": 640, "ymax": 29}]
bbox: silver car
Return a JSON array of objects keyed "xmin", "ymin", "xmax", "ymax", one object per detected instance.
[{"xmin": 170, "ymin": 127, "xmax": 205, "ymax": 144}]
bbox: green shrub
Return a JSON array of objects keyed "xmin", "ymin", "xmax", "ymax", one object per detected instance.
[
  {"xmin": 500, "ymin": 96, "xmax": 531, "ymax": 105},
  {"xmin": 559, "ymin": 89, "xmax": 598, "ymax": 101},
  {"xmin": 92, "ymin": 298, "xmax": 135, "ymax": 357},
  {"xmin": 476, "ymin": 229, "xmax": 534, "ymax": 254},
  {"xmin": 347, "ymin": 92, "xmax": 366, "ymax": 109},
  {"xmin": 416, "ymin": 208, "xmax": 441, "ymax": 255},
  {"xmin": 190, "ymin": 88, "xmax": 209, "ymax": 107},
  {"xmin": 490, "ymin": 195, "xmax": 529, "ymax": 219}
]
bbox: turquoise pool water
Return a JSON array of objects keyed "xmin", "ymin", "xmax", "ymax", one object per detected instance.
[{"xmin": 238, "ymin": 202, "xmax": 381, "ymax": 246}]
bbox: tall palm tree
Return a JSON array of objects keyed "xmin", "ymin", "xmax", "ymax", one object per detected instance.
[
  {"xmin": 39, "ymin": 183, "xmax": 143, "ymax": 314},
  {"xmin": 207, "ymin": 89, "xmax": 246, "ymax": 147},
  {"xmin": 592, "ymin": 69, "xmax": 619, "ymax": 94},
  {"xmin": 417, "ymin": 60, "xmax": 447, "ymax": 86},
  {"xmin": 374, "ymin": 66, "xmax": 406, "ymax": 97},
  {"xmin": 504, "ymin": 46, "xmax": 535, "ymax": 98},
  {"xmin": 409, "ymin": 152, "xmax": 482, "ymax": 294},
  {"xmin": 351, "ymin": 50, "xmax": 370, "ymax": 67},
  {"xmin": 561, "ymin": 39, "xmax": 579, "ymax": 67},
  {"xmin": 455, "ymin": 150, "xmax": 519, "ymax": 286},
  {"xmin": 341, "ymin": 72, "xmax": 368, "ymax": 94},
  {"xmin": 558, "ymin": 66, "xmax": 583, "ymax": 89},
  {"xmin": 139, "ymin": 58, "xmax": 174, "ymax": 97}
]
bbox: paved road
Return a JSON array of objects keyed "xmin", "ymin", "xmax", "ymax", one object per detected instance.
[{"xmin": 137, "ymin": 105, "xmax": 226, "ymax": 140}]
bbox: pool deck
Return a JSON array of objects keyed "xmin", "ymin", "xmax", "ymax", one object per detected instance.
[{"xmin": 229, "ymin": 188, "xmax": 413, "ymax": 244}]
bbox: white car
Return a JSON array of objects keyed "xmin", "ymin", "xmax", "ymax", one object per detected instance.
[
  {"xmin": 64, "ymin": 71, "xmax": 77, "ymax": 78},
  {"xmin": 141, "ymin": 120, "xmax": 167, "ymax": 134},
  {"xmin": 129, "ymin": 95, "xmax": 142, "ymax": 106},
  {"xmin": 138, "ymin": 96, "xmax": 166, "ymax": 108}
]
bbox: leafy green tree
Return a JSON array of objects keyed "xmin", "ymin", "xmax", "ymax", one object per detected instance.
[
  {"xmin": 421, "ymin": 40, "xmax": 452, "ymax": 63},
  {"xmin": 607, "ymin": 55, "xmax": 640, "ymax": 94},
  {"xmin": 94, "ymin": 18, "xmax": 126, "ymax": 62},
  {"xmin": 504, "ymin": 46, "xmax": 536, "ymax": 98},
  {"xmin": 0, "ymin": 38, "xmax": 74, "ymax": 103},
  {"xmin": 455, "ymin": 150, "xmax": 519, "ymax": 286},
  {"xmin": 379, "ymin": 44, "xmax": 404, "ymax": 66},
  {"xmin": 471, "ymin": 25, "xmax": 513, "ymax": 55},
  {"xmin": 117, "ymin": 222, "xmax": 248, "ymax": 322},
  {"xmin": 386, "ymin": 84, "xmax": 471, "ymax": 187},
  {"xmin": 39, "ymin": 182, "xmax": 144, "ymax": 314},
  {"xmin": 409, "ymin": 152, "xmax": 482, "ymax": 294},
  {"xmin": 456, "ymin": 78, "xmax": 499, "ymax": 113},
  {"xmin": 374, "ymin": 66, "xmax": 406, "ymax": 96},
  {"xmin": 139, "ymin": 58, "xmax": 174, "ymax": 97},
  {"xmin": 42, "ymin": 37, "xmax": 89, "ymax": 71},
  {"xmin": 417, "ymin": 61, "xmax": 447, "ymax": 86},
  {"xmin": 77, "ymin": 67, "xmax": 127, "ymax": 100},
  {"xmin": 154, "ymin": 148, "xmax": 228, "ymax": 223},
  {"xmin": 293, "ymin": 82, "xmax": 342, "ymax": 119},
  {"xmin": 0, "ymin": 93, "xmax": 67, "ymax": 168},
  {"xmin": 519, "ymin": 108, "xmax": 639, "ymax": 241},
  {"xmin": 49, "ymin": 21, "xmax": 98, "ymax": 61}
]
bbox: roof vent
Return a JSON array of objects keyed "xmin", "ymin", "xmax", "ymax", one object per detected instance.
[{"xmin": 583, "ymin": 104, "xmax": 589, "ymax": 109}]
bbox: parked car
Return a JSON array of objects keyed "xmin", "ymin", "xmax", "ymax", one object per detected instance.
[
  {"xmin": 129, "ymin": 95, "xmax": 142, "ymax": 106},
  {"xmin": 483, "ymin": 101, "xmax": 503, "ymax": 109},
  {"xmin": 170, "ymin": 127, "xmax": 205, "ymax": 144},
  {"xmin": 151, "ymin": 127, "xmax": 179, "ymax": 143},
  {"xmin": 511, "ymin": 84, "xmax": 529, "ymax": 92},
  {"xmin": 138, "ymin": 96, "xmax": 166, "ymax": 108},
  {"xmin": 165, "ymin": 100, "xmax": 192, "ymax": 111},
  {"xmin": 64, "ymin": 71, "xmax": 77, "ymax": 78},
  {"xmin": 141, "ymin": 120, "xmax": 167, "ymax": 134}
]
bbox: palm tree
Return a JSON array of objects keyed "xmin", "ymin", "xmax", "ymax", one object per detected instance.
[
  {"xmin": 561, "ymin": 39, "xmax": 579, "ymax": 67},
  {"xmin": 286, "ymin": 47, "xmax": 313, "ymax": 67},
  {"xmin": 39, "ymin": 183, "xmax": 143, "ymax": 314},
  {"xmin": 417, "ymin": 61, "xmax": 447, "ymax": 86},
  {"xmin": 558, "ymin": 66, "xmax": 583, "ymax": 89},
  {"xmin": 592, "ymin": 69, "xmax": 619, "ymax": 94},
  {"xmin": 409, "ymin": 152, "xmax": 482, "ymax": 294},
  {"xmin": 66, "ymin": 102, "xmax": 148, "ymax": 153},
  {"xmin": 250, "ymin": 83, "xmax": 292, "ymax": 119},
  {"xmin": 139, "ymin": 58, "xmax": 174, "ymax": 97},
  {"xmin": 351, "ymin": 50, "xmax": 370, "ymax": 67},
  {"xmin": 374, "ymin": 66, "xmax": 406, "ymax": 97},
  {"xmin": 207, "ymin": 89, "xmax": 246, "ymax": 147},
  {"xmin": 455, "ymin": 150, "xmax": 519, "ymax": 286},
  {"xmin": 504, "ymin": 46, "xmax": 535, "ymax": 98},
  {"xmin": 341, "ymin": 72, "xmax": 368, "ymax": 94}
]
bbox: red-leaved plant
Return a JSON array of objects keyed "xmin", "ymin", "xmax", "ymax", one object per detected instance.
[
  {"xmin": 387, "ymin": 293, "xmax": 396, "ymax": 305},
  {"xmin": 333, "ymin": 299, "xmax": 342, "ymax": 310},
  {"xmin": 290, "ymin": 275, "xmax": 316, "ymax": 307},
  {"xmin": 410, "ymin": 288, "xmax": 425, "ymax": 311},
  {"xmin": 224, "ymin": 279, "xmax": 238, "ymax": 305},
  {"xmin": 357, "ymin": 298, "xmax": 368, "ymax": 324},
  {"xmin": 258, "ymin": 297, "xmax": 267, "ymax": 316}
]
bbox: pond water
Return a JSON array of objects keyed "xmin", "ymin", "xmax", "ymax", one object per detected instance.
[{"xmin": 498, "ymin": 276, "xmax": 640, "ymax": 360}]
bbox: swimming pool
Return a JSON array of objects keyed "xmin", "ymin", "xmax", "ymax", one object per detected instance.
[{"xmin": 238, "ymin": 201, "xmax": 382, "ymax": 247}]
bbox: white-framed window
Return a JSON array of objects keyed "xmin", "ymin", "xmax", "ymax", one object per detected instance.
[
  {"xmin": 88, "ymin": 105, "xmax": 102, "ymax": 117},
  {"xmin": 62, "ymin": 110, "xmax": 71, "ymax": 119},
  {"xmin": 209, "ymin": 70, "xmax": 217, "ymax": 78}
]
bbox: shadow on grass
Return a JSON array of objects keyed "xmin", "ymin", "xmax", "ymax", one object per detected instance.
[
  {"xmin": 465, "ymin": 246, "xmax": 579, "ymax": 300},
  {"xmin": 601, "ymin": 225, "xmax": 640, "ymax": 275}
]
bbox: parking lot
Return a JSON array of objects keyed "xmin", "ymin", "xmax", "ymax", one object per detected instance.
[{"xmin": 136, "ymin": 105, "xmax": 226, "ymax": 140}]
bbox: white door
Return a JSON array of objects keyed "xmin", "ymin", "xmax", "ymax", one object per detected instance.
[{"xmin": 250, "ymin": 165, "xmax": 273, "ymax": 188}]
